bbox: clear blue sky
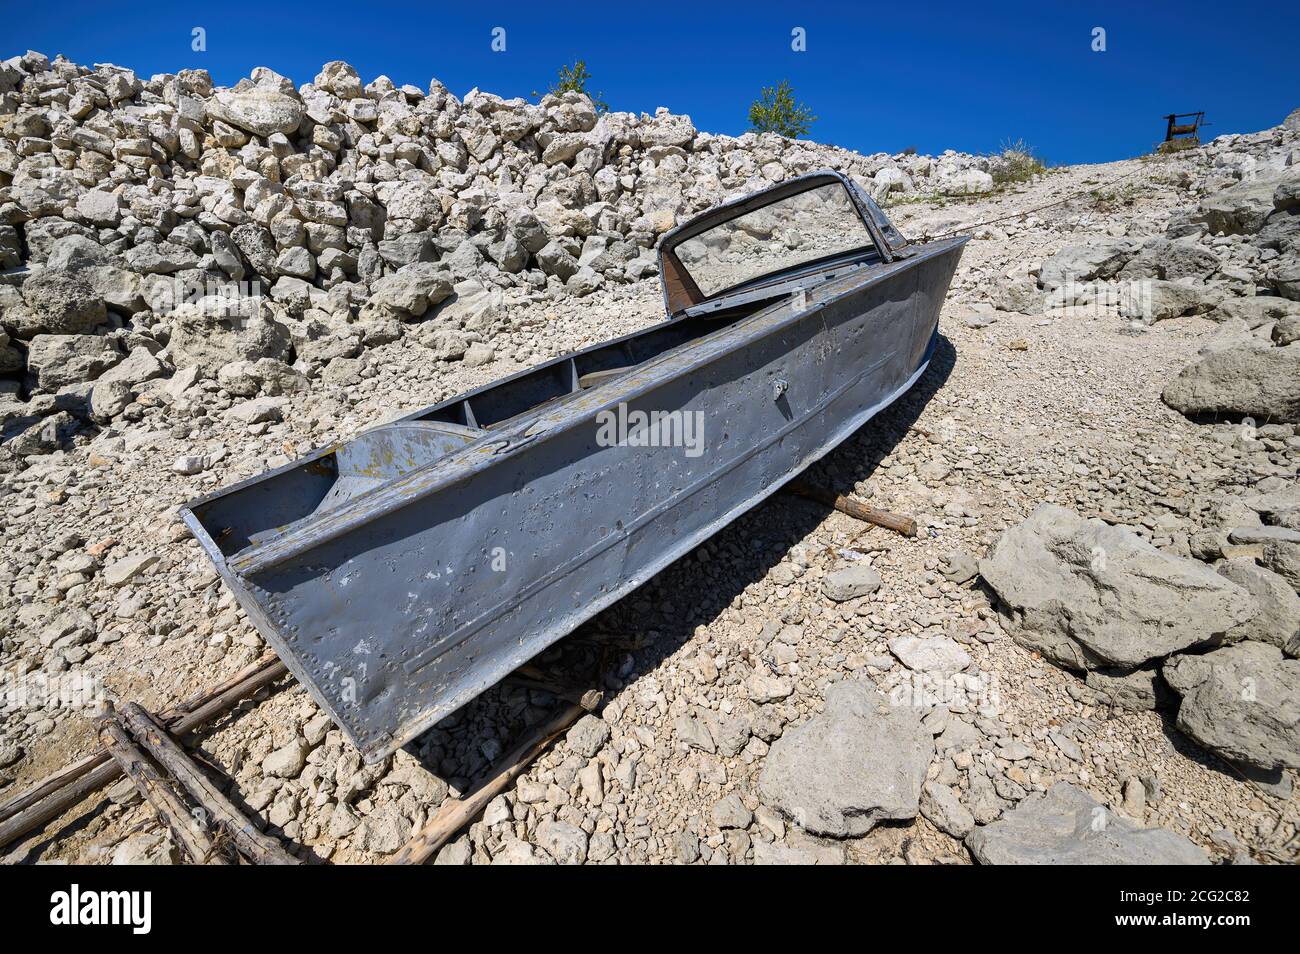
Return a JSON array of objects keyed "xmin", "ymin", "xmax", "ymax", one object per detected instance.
[{"xmin": 7, "ymin": 0, "xmax": 1298, "ymax": 165}]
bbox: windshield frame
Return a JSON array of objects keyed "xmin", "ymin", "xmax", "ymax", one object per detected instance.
[{"xmin": 657, "ymin": 170, "xmax": 905, "ymax": 316}]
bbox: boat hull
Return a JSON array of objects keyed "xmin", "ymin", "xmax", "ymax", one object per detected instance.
[{"xmin": 182, "ymin": 237, "xmax": 966, "ymax": 761}]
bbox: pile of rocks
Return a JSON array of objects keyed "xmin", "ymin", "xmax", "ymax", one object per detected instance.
[
  {"xmin": 0, "ymin": 50, "xmax": 999, "ymax": 458},
  {"xmin": 979, "ymin": 502, "xmax": 1299, "ymax": 788},
  {"xmin": 1160, "ymin": 172, "xmax": 1300, "ymax": 423}
]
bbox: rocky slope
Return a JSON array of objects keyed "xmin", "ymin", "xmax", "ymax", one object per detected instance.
[
  {"xmin": 1, "ymin": 50, "xmax": 1298, "ymax": 865},
  {"xmin": 0, "ymin": 49, "xmax": 1003, "ymax": 438}
]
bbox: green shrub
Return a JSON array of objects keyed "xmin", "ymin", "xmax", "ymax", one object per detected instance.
[
  {"xmin": 748, "ymin": 80, "xmax": 816, "ymax": 138},
  {"xmin": 542, "ymin": 60, "xmax": 608, "ymax": 113}
]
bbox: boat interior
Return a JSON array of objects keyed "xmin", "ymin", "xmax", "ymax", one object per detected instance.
[
  {"xmin": 190, "ymin": 245, "xmax": 894, "ymax": 557},
  {"xmin": 414, "ymin": 259, "xmax": 875, "ymax": 433}
]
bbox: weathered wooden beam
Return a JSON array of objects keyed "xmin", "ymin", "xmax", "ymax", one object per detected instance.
[
  {"xmin": 786, "ymin": 479, "xmax": 917, "ymax": 537},
  {"xmin": 502, "ymin": 673, "xmax": 604, "ymax": 712},
  {"xmin": 388, "ymin": 701, "xmax": 588, "ymax": 865},
  {"xmin": 96, "ymin": 706, "xmax": 227, "ymax": 865},
  {"xmin": 167, "ymin": 659, "xmax": 289, "ymax": 739},
  {"xmin": 0, "ymin": 760, "xmax": 127, "ymax": 855},
  {"xmin": 118, "ymin": 702, "xmax": 299, "ymax": 866},
  {"xmin": 0, "ymin": 656, "xmax": 287, "ymax": 850},
  {"xmin": 1, "ymin": 655, "xmax": 278, "ymax": 824}
]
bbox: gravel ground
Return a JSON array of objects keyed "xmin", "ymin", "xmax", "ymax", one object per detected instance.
[{"xmin": 3, "ymin": 142, "xmax": 1296, "ymax": 866}]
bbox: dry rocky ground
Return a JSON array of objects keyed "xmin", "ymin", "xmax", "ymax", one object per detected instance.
[{"xmin": 0, "ymin": 50, "xmax": 1297, "ymax": 864}]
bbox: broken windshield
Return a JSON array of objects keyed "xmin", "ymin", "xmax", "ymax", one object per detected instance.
[{"xmin": 672, "ymin": 180, "xmax": 876, "ymax": 298}]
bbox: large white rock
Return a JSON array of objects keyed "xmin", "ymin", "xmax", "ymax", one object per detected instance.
[
  {"xmin": 966, "ymin": 783, "xmax": 1209, "ymax": 864},
  {"xmin": 1217, "ymin": 561, "xmax": 1300, "ymax": 656},
  {"xmin": 1162, "ymin": 342, "xmax": 1300, "ymax": 423},
  {"xmin": 1118, "ymin": 279, "xmax": 1218, "ymax": 322},
  {"xmin": 167, "ymin": 296, "xmax": 292, "ymax": 375},
  {"xmin": 1195, "ymin": 172, "xmax": 1295, "ymax": 234},
  {"xmin": 979, "ymin": 504, "xmax": 1258, "ymax": 670},
  {"xmin": 362, "ymin": 262, "xmax": 455, "ymax": 320},
  {"xmin": 1164, "ymin": 641, "xmax": 1300, "ymax": 770},
  {"xmin": 758, "ymin": 679, "xmax": 932, "ymax": 837},
  {"xmin": 937, "ymin": 168, "xmax": 994, "ymax": 196},
  {"xmin": 1038, "ymin": 239, "xmax": 1136, "ymax": 291},
  {"xmin": 25, "ymin": 333, "xmax": 120, "ymax": 389},
  {"xmin": 74, "ymin": 189, "xmax": 122, "ymax": 226},
  {"xmin": 13, "ymin": 271, "xmax": 107, "ymax": 337},
  {"xmin": 206, "ymin": 88, "xmax": 303, "ymax": 137}
]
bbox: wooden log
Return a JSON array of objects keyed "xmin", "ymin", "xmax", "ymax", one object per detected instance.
[
  {"xmin": 96, "ymin": 707, "xmax": 227, "ymax": 865},
  {"xmin": 169, "ymin": 654, "xmax": 286, "ymax": 723},
  {"xmin": 502, "ymin": 674, "xmax": 604, "ymax": 712},
  {"xmin": 0, "ymin": 655, "xmax": 283, "ymax": 826},
  {"xmin": 785, "ymin": 479, "xmax": 917, "ymax": 537},
  {"xmin": 118, "ymin": 702, "xmax": 299, "ymax": 865},
  {"xmin": 388, "ymin": 701, "xmax": 586, "ymax": 865},
  {"xmin": 0, "ymin": 760, "xmax": 130, "ymax": 854},
  {"xmin": 166, "ymin": 659, "xmax": 288, "ymax": 739},
  {"xmin": 0, "ymin": 657, "xmax": 288, "ymax": 851},
  {"xmin": 0, "ymin": 754, "xmax": 113, "ymax": 826}
]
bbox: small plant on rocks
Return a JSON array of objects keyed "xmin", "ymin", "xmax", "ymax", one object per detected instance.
[
  {"xmin": 748, "ymin": 80, "xmax": 816, "ymax": 139},
  {"xmin": 991, "ymin": 138, "xmax": 1047, "ymax": 185},
  {"xmin": 541, "ymin": 60, "xmax": 608, "ymax": 113}
]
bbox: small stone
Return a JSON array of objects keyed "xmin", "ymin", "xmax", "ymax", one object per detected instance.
[
  {"xmin": 328, "ymin": 802, "xmax": 359, "ymax": 838},
  {"xmin": 577, "ymin": 762, "xmax": 604, "ymax": 805},
  {"xmin": 103, "ymin": 553, "xmax": 159, "ymax": 587},
  {"xmin": 172, "ymin": 455, "xmax": 209, "ymax": 475},
  {"xmin": 0, "ymin": 742, "xmax": 25, "ymax": 769},
  {"xmin": 353, "ymin": 804, "xmax": 411, "ymax": 854},
  {"xmin": 534, "ymin": 820, "xmax": 587, "ymax": 864},
  {"xmin": 940, "ymin": 551, "xmax": 979, "ymax": 584},
  {"xmin": 482, "ymin": 794, "xmax": 512, "ymax": 827},
  {"xmin": 303, "ymin": 713, "xmax": 332, "ymax": 746},
  {"xmin": 821, "ymin": 564, "xmax": 882, "ymax": 602},
  {"xmin": 262, "ymin": 739, "xmax": 309, "ymax": 779},
  {"xmin": 711, "ymin": 792, "xmax": 753, "ymax": 830},
  {"xmin": 1048, "ymin": 731, "xmax": 1083, "ymax": 762},
  {"xmin": 1119, "ymin": 777, "xmax": 1146, "ymax": 820},
  {"xmin": 920, "ymin": 781, "xmax": 975, "ymax": 838},
  {"xmin": 111, "ymin": 831, "xmax": 176, "ymax": 866},
  {"xmin": 462, "ymin": 342, "xmax": 495, "ymax": 367},
  {"xmin": 889, "ymin": 634, "xmax": 971, "ymax": 672},
  {"xmin": 674, "ymin": 714, "xmax": 715, "ymax": 753},
  {"xmin": 492, "ymin": 838, "xmax": 554, "ymax": 865},
  {"xmin": 746, "ymin": 670, "xmax": 794, "ymax": 703},
  {"xmin": 566, "ymin": 714, "xmax": 610, "ymax": 758},
  {"xmin": 997, "ymin": 739, "xmax": 1034, "ymax": 761},
  {"xmin": 433, "ymin": 839, "xmax": 472, "ymax": 865},
  {"xmin": 227, "ymin": 396, "xmax": 287, "ymax": 425}
]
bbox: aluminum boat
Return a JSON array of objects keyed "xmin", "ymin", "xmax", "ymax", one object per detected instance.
[{"xmin": 181, "ymin": 170, "xmax": 967, "ymax": 761}]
